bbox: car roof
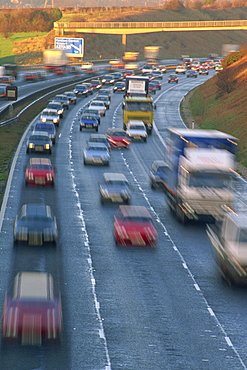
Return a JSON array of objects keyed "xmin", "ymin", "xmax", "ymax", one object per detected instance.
[
  {"xmin": 128, "ymin": 120, "xmax": 145, "ymax": 126},
  {"xmin": 42, "ymin": 108, "xmax": 58, "ymax": 114},
  {"xmin": 87, "ymin": 142, "xmax": 108, "ymax": 148},
  {"xmin": 107, "ymin": 128, "xmax": 126, "ymax": 134},
  {"xmin": 103, "ymin": 172, "xmax": 128, "ymax": 182},
  {"xmin": 89, "ymin": 134, "xmax": 107, "ymax": 139},
  {"xmin": 28, "ymin": 158, "xmax": 52, "ymax": 166},
  {"xmin": 118, "ymin": 205, "xmax": 151, "ymax": 218},
  {"xmin": 30, "ymin": 131, "xmax": 50, "ymax": 137},
  {"xmin": 13, "ymin": 272, "xmax": 54, "ymax": 300}
]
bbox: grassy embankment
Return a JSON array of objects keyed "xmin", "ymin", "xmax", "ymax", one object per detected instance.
[{"xmin": 181, "ymin": 49, "xmax": 247, "ymax": 176}]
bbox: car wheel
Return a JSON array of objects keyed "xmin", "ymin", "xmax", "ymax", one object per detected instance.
[
  {"xmin": 143, "ymin": 137, "xmax": 147, "ymax": 142},
  {"xmin": 66, "ymin": 106, "xmax": 69, "ymax": 110},
  {"xmin": 79, "ymin": 126, "xmax": 82, "ymax": 131},
  {"xmin": 176, "ymin": 81, "xmax": 178, "ymax": 83},
  {"xmin": 60, "ymin": 114, "xmax": 63, "ymax": 118},
  {"xmin": 168, "ymin": 81, "xmax": 170, "ymax": 83},
  {"xmin": 95, "ymin": 127, "xmax": 98, "ymax": 132}
]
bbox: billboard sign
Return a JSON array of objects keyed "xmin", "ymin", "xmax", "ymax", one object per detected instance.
[{"xmin": 55, "ymin": 37, "xmax": 84, "ymax": 58}]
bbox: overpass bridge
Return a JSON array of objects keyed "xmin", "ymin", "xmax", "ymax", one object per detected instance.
[{"xmin": 54, "ymin": 20, "xmax": 247, "ymax": 45}]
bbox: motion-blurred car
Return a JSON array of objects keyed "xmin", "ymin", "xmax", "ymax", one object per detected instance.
[
  {"xmin": 187, "ymin": 70, "xmax": 198, "ymax": 78},
  {"xmin": 99, "ymin": 172, "xmax": 131, "ymax": 204},
  {"xmin": 111, "ymin": 72, "xmax": 123, "ymax": 81},
  {"xmin": 88, "ymin": 100, "xmax": 106, "ymax": 116},
  {"xmin": 0, "ymin": 84, "xmax": 8, "ymax": 99},
  {"xmin": 33, "ymin": 122, "xmax": 56, "ymax": 144},
  {"xmin": 95, "ymin": 95, "xmax": 110, "ymax": 109},
  {"xmin": 149, "ymin": 160, "xmax": 168, "ymax": 190},
  {"xmin": 46, "ymin": 102, "xmax": 64, "ymax": 118},
  {"xmin": 175, "ymin": 65, "xmax": 186, "ymax": 74},
  {"xmin": 26, "ymin": 132, "xmax": 52, "ymax": 154},
  {"xmin": 82, "ymin": 108, "xmax": 101, "ymax": 124},
  {"xmin": 88, "ymin": 134, "xmax": 110, "ymax": 150},
  {"xmin": 73, "ymin": 84, "xmax": 89, "ymax": 97},
  {"xmin": 148, "ymin": 82, "xmax": 156, "ymax": 95},
  {"xmin": 106, "ymin": 128, "xmax": 131, "ymax": 148},
  {"xmin": 215, "ymin": 64, "xmax": 223, "ymax": 72},
  {"xmin": 90, "ymin": 79, "xmax": 102, "ymax": 90},
  {"xmin": 98, "ymin": 88, "xmax": 112, "ymax": 101},
  {"xmin": 63, "ymin": 91, "xmax": 77, "ymax": 104},
  {"xmin": 199, "ymin": 68, "xmax": 209, "ymax": 75},
  {"xmin": 157, "ymin": 65, "xmax": 167, "ymax": 73},
  {"xmin": 142, "ymin": 65, "xmax": 154, "ymax": 74},
  {"xmin": 168, "ymin": 74, "xmax": 178, "ymax": 83},
  {"xmin": 113, "ymin": 205, "xmax": 158, "ymax": 247},
  {"xmin": 126, "ymin": 120, "xmax": 147, "ymax": 142},
  {"xmin": 13, "ymin": 203, "xmax": 58, "ymax": 246},
  {"xmin": 152, "ymin": 79, "xmax": 162, "ymax": 90},
  {"xmin": 113, "ymin": 81, "xmax": 125, "ymax": 93},
  {"xmin": 2, "ymin": 271, "xmax": 62, "ymax": 345},
  {"xmin": 152, "ymin": 70, "xmax": 163, "ymax": 79},
  {"xmin": 80, "ymin": 114, "xmax": 99, "ymax": 132},
  {"xmin": 25, "ymin": 158, "xmax": 55, "ymax": 186},
  {"xmin": 39, "ymin": 109, "xmax": 60, "ymax": 127},
  {"xmin": 0, "ymin": 75, "xmax": 15, "ymax": 84},
  {"xmin": 52, "ymin": 95, "xmax": 70, "ymax": 110},
  {"xmin": 83, "ymin": 142, "xmax": 110, "ymax": 166},
  {"xmin": 81, "ymin": 61, "xmax": 94, "ymax": 70},
  {"xmin": 101, "ymin": 74, "xmax": 115, "ymax": 84},
  {"xmin": 83, "ymin": 82, "xmax": 94, "ymax": 95}
]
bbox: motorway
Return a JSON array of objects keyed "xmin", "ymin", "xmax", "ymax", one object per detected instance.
[{"xmin": 1, "ymin": 67, "xmax": 247, "ymax": 370}]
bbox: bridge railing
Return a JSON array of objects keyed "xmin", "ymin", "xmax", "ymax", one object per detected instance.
[{"xmin": 54, "ymin": 20, "xmax": 247, "ymax": 29}]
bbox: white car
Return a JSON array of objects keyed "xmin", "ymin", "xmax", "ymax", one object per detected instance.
[
  {"xmin": 175, "ymin": 65, "xmax": 187, "ymax": 74},
  {"xmin": 81, "ymin": 62, "xmax": 94, "ymax": 70},
  {"xmin": 88, "ymin": 100, "xmax": 107, "ymax": 116},
  {"xmin": 126, "ymin": 120, "xmax": 147, "ymax": 142}
]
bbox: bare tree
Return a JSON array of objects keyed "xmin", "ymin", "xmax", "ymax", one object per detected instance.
[{"xmin": 216, "ymin": 68, "xmax": 235, "ymax": 95}]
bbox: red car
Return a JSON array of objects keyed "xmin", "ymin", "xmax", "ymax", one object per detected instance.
[
  {"xmin": 2, "ymin": 272, "xmax": 62, "ymax": 345},
  {"xmin": 114, "ymin": 205, "xmax": 158, "ymax": 247},
  {"xmin": 168, "ymin": 74, "xmax": 178, "ymax": 83},
  {"xmin": 25, "ymin": 158, "xmax": 54, "ymax": 186},
  {"xmin": 106, "ymin": 128, "xmax": 131, "ymax": 148}
]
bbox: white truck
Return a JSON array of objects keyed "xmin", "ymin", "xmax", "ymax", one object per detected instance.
[
  {"xmin": 207, "ymin": 211, "xmax": 247, "ymax": 285},
  {"xmin": 163, "ymin": 128, "xmax": 239, "ymax": 223},
  {"xmin": 43, "ymin": 49, "xmax": 68, "ymax": 73}
]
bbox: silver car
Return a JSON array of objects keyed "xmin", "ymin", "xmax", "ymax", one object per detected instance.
[
  {"xmin": 83, "ymin": 142, "xmax": 110, "ymax": 166},
  {"xmin": 126, "ymin": 120, "xmax": 147, "ymax": 142},
  {"xmin": 40, "ymin": 109, "xmax": 60, "ymax": 126},
  {"xmin": 88, "ymin": 100, "xmax": 107, "ymax": 116}
]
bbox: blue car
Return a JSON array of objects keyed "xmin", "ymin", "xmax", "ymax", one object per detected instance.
[
  {"xmin": 149, "ymin": 160, "xmax": 168, "ymax": 190},
  {"xmin": 80, "ymin": 114, "xmax": 99, "ymax": 132},
  {"xmin": 73, "ymin": 84, "xmax": 89, "ymax": 96}
]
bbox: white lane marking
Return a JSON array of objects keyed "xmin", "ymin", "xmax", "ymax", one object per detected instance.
[{"xmin": 69, "ymin": 113, "xmax": 111, "ymax": 370}]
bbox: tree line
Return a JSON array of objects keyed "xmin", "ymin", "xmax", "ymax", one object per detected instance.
[{"xmin": 0, "ymin": 8, "xmax": 62, "ymax": 38}]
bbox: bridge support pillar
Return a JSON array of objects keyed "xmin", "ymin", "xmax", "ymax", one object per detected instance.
[{"xmin": 122, "ymin": 34, "xmax": 126, "ymax": 46}]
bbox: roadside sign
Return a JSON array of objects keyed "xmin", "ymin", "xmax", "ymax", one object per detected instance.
[
  {"xmin": 6, "ymin": 85, "xmax": 18, "ymax": 101},
  {"xmin": 55, "ymin": 37, "xmax": 84, "ymax": 58}
]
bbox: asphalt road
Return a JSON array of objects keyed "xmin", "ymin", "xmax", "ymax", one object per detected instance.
[{"xmin": 1, "ymin": 68, "xmax": 247, "ymax": 370}]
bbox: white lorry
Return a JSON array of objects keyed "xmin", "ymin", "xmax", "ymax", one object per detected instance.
[
  {"xmin": 163, "ymin": 128, "xmax": 239, "ymax": 223},
  {"xmin": 207, "ymin": 211, "xmax": 247, "ymax": 285}
]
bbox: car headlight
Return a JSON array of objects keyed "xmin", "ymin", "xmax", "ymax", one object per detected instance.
[
  {"xmin": 53, "ymin": 119, "xmax": 59, "ymax": 123},
  {"xmin": 41, "ymin": 117, "xmax": 46, "ymax": 122},
  {"xmin": 28, "ymin": 143, "xmax": 34, "ymax": 148},
  {"xmin": 45, "ymin": 144, "xmax": 50, "ymax": 149}
]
